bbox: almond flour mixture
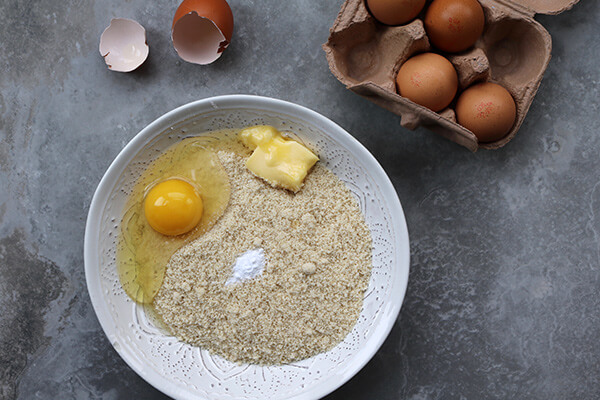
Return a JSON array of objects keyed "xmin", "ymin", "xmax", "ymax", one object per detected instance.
[{"xmin": 153, "ymin": 151, "xmax": 372, "ymax": 365}]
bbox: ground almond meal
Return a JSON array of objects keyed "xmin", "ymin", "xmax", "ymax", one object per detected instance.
[{"xmin": 153, "ymin": 150, "xmax": 372, "ymax": 365}]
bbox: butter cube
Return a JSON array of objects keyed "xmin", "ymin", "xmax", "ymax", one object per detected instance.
[
  {"xmin": 239, "ymin": 125, "xmax": 278, "ymax": 150},
  {"xmin": 239, "ymin": 126, "xmax": 319, "ymax": 192}
]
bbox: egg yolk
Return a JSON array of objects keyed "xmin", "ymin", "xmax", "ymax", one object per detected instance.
[{"xmin": 144, "ymin": 179, "xmax": 203, "ymax": 236}]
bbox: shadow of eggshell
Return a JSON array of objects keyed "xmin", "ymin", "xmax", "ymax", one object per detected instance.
[
  {"xmin": 323, "ymin": 0, "xmax": 580, "ymax": 151},
  {"xmin": 172, "ymin": 0, "xmax": 234, "ymax": 65},
  {"xmin": 99, "ymin": 18, "xmax": 149, "ymax": 73}
]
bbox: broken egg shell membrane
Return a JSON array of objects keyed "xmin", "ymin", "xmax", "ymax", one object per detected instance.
[
  {"xmin": 99, "ymin": 18, "xmax": 149, "ymax": 72},
  {"xmin": 323, "ymin": 0, "xmax": 555, "ymax": 150},
  {"xmin": 172, "ymin": 0, "xmax": 233, "ymax": 41},
  {"xmin": 172, "ymin": 13, "xmax": 229, "ymax": 65}
]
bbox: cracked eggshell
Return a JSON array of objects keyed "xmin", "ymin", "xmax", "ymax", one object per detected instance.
[
  {"xmin": 172, "ymin": 0, "xmax": 234, "ymax": 65},
  {"xmin": 99, "ymin": 18, "xmax": 149, "ymax": 72}
]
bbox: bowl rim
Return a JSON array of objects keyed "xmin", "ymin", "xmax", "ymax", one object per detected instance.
[{"xmin": 84, "ymin": 94, "xmax": 410, "ymax": 400}]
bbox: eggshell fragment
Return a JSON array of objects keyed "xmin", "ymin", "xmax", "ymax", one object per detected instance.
[
  {"xmin": 172, "ymin": 0, "xmax": 234, "ymax": 65},
  {"xmin": 99, "ymin": 18, "xmax": 149, "ymax": 72}
]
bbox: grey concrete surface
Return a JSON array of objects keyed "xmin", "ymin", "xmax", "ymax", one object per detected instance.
[{"xmin": 1, "ymin": 0, "xmax": 599, "ymax": 399}]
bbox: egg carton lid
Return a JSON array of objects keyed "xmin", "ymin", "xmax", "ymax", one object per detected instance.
[{"xmin": 499, "ymin": 0, "xmax": 580, "ymax": 16}]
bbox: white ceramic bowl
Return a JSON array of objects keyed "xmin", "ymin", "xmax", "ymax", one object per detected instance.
[{"xmin": 84, "ymin": 95, "xmax": 410, "ymax": 400}]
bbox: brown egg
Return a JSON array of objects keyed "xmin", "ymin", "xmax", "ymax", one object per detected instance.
[
  {"xmin": 367, "ymin": 0, "xmax": 426, "ymax": 25},
  {"xmin": 396, "ymin": 53, "xmax": 458, "ymax": 112},
  {"xmin": 425, "ymin": 0, "xmax": 485, "ymax": 53},
  {"xmin": 456, "ymin": 82, "xmax": 516, "ymax": 142}
]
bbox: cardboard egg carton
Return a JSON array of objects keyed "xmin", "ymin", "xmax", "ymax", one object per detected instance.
[{"xmin": 323, "ymin": 0, "xmax": 579, "ymax": 151}]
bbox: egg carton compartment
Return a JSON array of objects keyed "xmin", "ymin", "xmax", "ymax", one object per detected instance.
[{"xmin": 323, "ymin": 0, "xmax": 579, "ymax": 151}]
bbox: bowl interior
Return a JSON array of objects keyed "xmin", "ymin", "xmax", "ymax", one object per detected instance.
[{"xmin": 85, "ymin": 96, "xmax": 409, "ymax": 400}]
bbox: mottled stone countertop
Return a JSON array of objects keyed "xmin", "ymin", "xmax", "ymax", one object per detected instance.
[{"xmin": 1, "ymin": 0, "xmax": 599, "ymax": 399}]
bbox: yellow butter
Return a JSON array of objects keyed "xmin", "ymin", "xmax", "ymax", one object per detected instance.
[
  {"xmin": 239, "ymin": 126, "xmax": 319, "ymax": 192},
  {"xmin": 239, "ymin": 125, "xmax": 278, "ymax": 149}
]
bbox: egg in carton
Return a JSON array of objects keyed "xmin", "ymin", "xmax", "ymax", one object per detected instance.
[{"xmin": 323, "ymin": 0, "xmax": 579, "ymax": 151}]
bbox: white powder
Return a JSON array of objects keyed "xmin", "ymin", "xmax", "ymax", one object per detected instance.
[{"xmin": 226, "ymin": 248, "xmax": 265, "ymax": 285}]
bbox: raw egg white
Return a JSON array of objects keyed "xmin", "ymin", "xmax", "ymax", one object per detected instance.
[{"xmin": 117, "ymin": 137, "xmax": 231, "ymax": 304}]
